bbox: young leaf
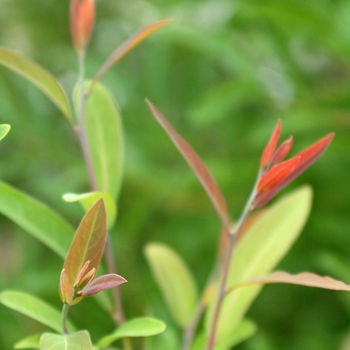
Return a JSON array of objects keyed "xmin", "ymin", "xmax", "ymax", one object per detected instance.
[
  {"xmin": 0, "ymin": 47, "xmax": 72, "ymax": 121},
  {"xmin": 92, "ymin": 19, "xmax": 172, "ymax": 85},
  {"xmin": 97, "ymin": 317, "xmax": 166, "ymax": 348},
  {"xmin": 206, "ymin": 186, "xmax": 312, "ymax": 344},
  {"xmin": 144, "ymin": 243, "xmax": 198, "ymax": 327},
  {"xmin": 62, "ymin": 198, "xmax": 107, "ymax": 301},
  {"xmin": 0, "ymin": 290, "xmax": 75, "ymax": 333},
  {"xmin": 15, "ymin": 334, "xmax": 41, "ymax": 349},
  {"xmin": 0, "ymin": 180, "xmax": 74, "ymax": 258},
  {"xmin": 260, "ymin": 119, "xmax": 281, "ymax": 168},
  {"xmin": 229, "ymin": 271, "xmax": 350, "ymax": 291},
  {"xmin": 82, "ymin": 273, "xmax": 127, "ymax": 297},
  {"xmin": 146, "ymin": 101, "xmax": 231, "ymax": 232},
  {"xmin": 0, "ymin": 124, "xmax": 10, "ymax": 141},
  {"xmin": 79, "ymin": 81, "xmax": 124, "ymax": 199},
  {"xmin": 62, "ymin": 191, "xmax": 117, "ymax": 229},
  {"xmin": 40, "ymin": 331, "xmax": 92, "ymax": 350}
]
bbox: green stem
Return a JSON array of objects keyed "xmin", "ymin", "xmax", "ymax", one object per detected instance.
[
  {"xmin": 206, "ymin": 170, "xmax": 261, "ymax": 350},
  {"xmin": 62, "ymin": 304, "xmax": 70, "ymax": 334}
]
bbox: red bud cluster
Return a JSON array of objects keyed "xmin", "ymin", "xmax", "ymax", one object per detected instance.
[{"xmin": 254, "ymin": 120, "xmax": 334, "ymax": 208}]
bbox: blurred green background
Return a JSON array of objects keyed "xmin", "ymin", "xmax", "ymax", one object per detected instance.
[{"xmin": 0, "ymin": 0, "xmax": 349, "ymax": 349}]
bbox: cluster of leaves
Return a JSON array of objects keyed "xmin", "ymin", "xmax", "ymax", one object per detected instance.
[{"xmin": 0, "ymin": 1, "xmax": 349, "ymax": 350}]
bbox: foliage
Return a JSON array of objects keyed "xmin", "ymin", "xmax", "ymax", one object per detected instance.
[{"xmin": 0, "ymin": 1, "xmax": 348, "ymax": 350}]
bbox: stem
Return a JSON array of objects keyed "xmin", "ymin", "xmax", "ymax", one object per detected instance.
[
  {"xmin": 62, "ymin": 304, "xmax": 71, "ymax": 334},
  {"xmin": 206, "ymin": 170, "xmax": 261, "ymax": 350},
  {"xmin": 74, "ymin": 51, "xmax": 129, "ymax": 347}
]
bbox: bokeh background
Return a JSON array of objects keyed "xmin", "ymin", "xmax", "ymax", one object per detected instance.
[{"xmin": 0, "ymin": 0, "xmax": 349, "ymax": 349}]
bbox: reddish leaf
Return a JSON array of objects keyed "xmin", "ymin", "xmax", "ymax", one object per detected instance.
[
  {"xmin": 92, "ymin": 19, "xmax": 172, "ymax": 86},
  {"xmin": 257, "ymin": 156, "xmax": 300, "ymax": 192},
  {"xmin": 82, "ymin": 274, "xmax": 127, "ymax": 297},
  {"xmin": 260, "ymin": 120, "xmax": 281, "ymax": 168},
  {"xmin": 146, "ymin": 100, "xmax": 231, "ymax": 231},
  {"xmin": 284, "ymin": 133, "xmax": 335, "ymax": 182},
  {"xmin": 61, "ymin": 198, "xmax": 107, "ymax": 303},
  {"xmin": 228, "ymin": 271, "xmax": 350, "ymax": 292},
  {"xmin": 270, "ymin": 136, "xmax": 293, "ymax": 165}
]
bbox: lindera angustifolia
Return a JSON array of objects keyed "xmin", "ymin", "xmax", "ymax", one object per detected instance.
[{"xmin": 0, "ymin": 1, "xmax": 348, "ymax": 350}]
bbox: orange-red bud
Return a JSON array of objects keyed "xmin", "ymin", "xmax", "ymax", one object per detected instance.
[
  {"xmin": 70, "ymin": 0, "xmax": 95, "ymax": 54},
  {"xmin": 260, "ymin": 119, "xmax": 281, "ymax": 168}
]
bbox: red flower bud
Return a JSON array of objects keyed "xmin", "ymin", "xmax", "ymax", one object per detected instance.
[{"xmin": 70, "ymin": 0, "xmax": 95, "ymax": 54}]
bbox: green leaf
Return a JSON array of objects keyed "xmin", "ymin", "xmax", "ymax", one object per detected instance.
[
  {"xmin": 15, "ymin": 333, "xmax": 41, "ymax": 349},
  {"xmin": 144, "ymin": 243, "xmax": 198, "ymax": 327},
  {"xmin": 191, "ymin": 319, "xmax": 257, "ymax": 350},
  {"xmin": 0, "ymin": 47, "xmax": 72, "ymax": 121},
  {"xmin": 205, "ymin": 186, "xmax": 312, "ymax": 343},
  {"xmin": 0, "ymin": 124, "xmax": 10, "ymax": 141},
  {"xmin": 97, "ymin": 317, "xmax": 166, "ymax": 348},
  {"xmin": 62, "ymin": 198, "xmax": 107, "ymax": 304},
  {"xmin": 62, "ymin": 192, "xmax": 117, "ymax": 229},
  {"xmin": 83, "ymin": 81, "xmax": 124, "ymax": 199},
  {"xmin": 40, "ymin": 331, "xmax": 92, "ymax": 350},
  {"xmin": 0, "ymin": 290, "xmax": 75, "ymax": 333},
  {"xmin": 0, "ymin": 180, "xmax": 74, "ymax": 258}
]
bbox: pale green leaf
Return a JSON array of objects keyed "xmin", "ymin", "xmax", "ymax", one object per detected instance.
[
  {"xmin": 0, "ymin": 290, "xmax": 75, "ymax": 333},
  {"xmin": 40, "ymin": 331, "xmax": 92, "ymax": 350},
  {"xmin": 206, "ymin": 186, "xmax": 312, "ymax": 343},
  {"xmin": 97, "ymin": 317, "xmax": 166, "ymax": 348},
  {"xmin": 191, "ymin": 319, "xmax": 257, "ymax": 350},
  {"xmin": 15, "ymin": 333, "xmax": 41, "ymax": 349},
  {"xmin": 0, "ymin": 180, "xmax": 74, "ymax": 258},
  {"xmin": 0, "ymin": 47, "xmax": 71, "ymax": 121},
  {"xmin": 62, "ymin": 192, "xmax": 117, "ymax": 229},
  {"xmin": 0, "ymin": 124, "xmax": 10, "ymax": 141},
  {"xmin": 144, "ymin": 243, "xmax": 198, "ymax": 327},
  {"xmin": 81, "ymin": 81, "xmax": 124, "ymax": 199}
]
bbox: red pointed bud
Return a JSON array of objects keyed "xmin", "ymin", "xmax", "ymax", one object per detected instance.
[
  {"xmin": 260, "ymin": 120, "xmax": 281, "ymax": 168},
  {"xmin": 257, "ymin": 156, "xmax": 300, "ymax": 192},
  {"xmin": 270, "ymin": 136, "xmax": 293, "ymax": 166},
  {"xmin": 70, "ymin": 0, "xmax": 95, "ymax": 54}
]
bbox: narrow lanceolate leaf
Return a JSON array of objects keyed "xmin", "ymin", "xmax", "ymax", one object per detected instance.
[
  {"xmin": 270, "ymin": 136, "xmax": 293, "ymax": 165},
  {"xmin": 62, "ymin": 191, "xmax": 117, "ymax": 229},
  {"xmin": 284, "ymin": 132, "xmax": 335, "ymax": 182},
  {"xmin": 0, "ymin": 47, "xmax": 71, "ymax": 121},
  {"xmin": 228, "ymin": 271, "xmax": 350, "ymax": 291},
  {"xmin": 0, "ymin": 290, "xmax": 75, "ymax": 333},
  {"xmin": 206, "ymin": 186, "xmax": 312, "ymax": 344},
  {"xmin": 15, "ymin": 334, "xmax": 41, "ymax": 349},
  {"xmin": 0, "ymin": 124, "xmax": 10, "ymax": 141},
  {"xmin": 63, "ymin": 198, "xmax": 107, "ymax": 292},
  {"xmin": 146, "ymin": 101, "xmax": 231, "ymax": 232},
  {"xmin": 92, "ymin": 19, "xmax": 172, "ymax": 85},
  {"xmin": 82, "ymin": 273, "xmax": 127, "ymax": 296},
  {"xmin": 81, "ymin": 81, "xmax": 124, "ymax": 199},
  {"xmin": 40, "ymin": 331, "xmax": 92, "ymax": 350},
  {"xmin": 98, "ymin": 317, "xmax": 166, "ymax": 348},
  {"xmin": 0, "ymin": 180, "xmax": 74, "ymax": 258},
  {"xmin": 260, "ymin": 119, "xmax": 281, "ymax": 168},
  {"xmin": 145, "ymin": 243, "xmax": 198, "ymax": 327}
]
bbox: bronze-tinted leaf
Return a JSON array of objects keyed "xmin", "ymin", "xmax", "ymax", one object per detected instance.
[
  {"xmin": 228, "ymin": 271, "xmax": 350, "ymax": 291},
  {"xmin": 62, "ymin": 198, "xmax": 107, "ymax": 302}
]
